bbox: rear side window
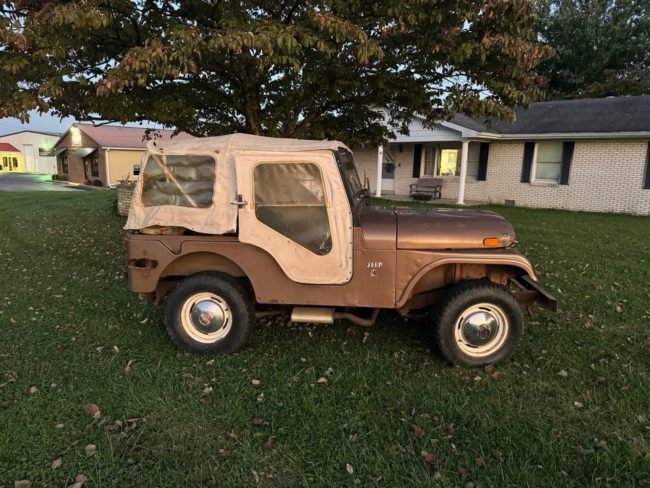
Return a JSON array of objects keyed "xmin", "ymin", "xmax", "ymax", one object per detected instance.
[
  {"xmin": 141, "ymin": 154, "xmax": 215, "ymax": 208},
  {"xmin": 254, "ymin": 162, "xmax": 332, "ymax": 255}
]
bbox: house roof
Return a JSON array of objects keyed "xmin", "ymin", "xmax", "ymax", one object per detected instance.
[
  {"xmin": 0, "ymin": 129, "xmax": 61, "ymax": 138},
  {"xmin": 56, "ymin": 123, "xmax": 193, "ymax": 149},
  {"xmin": 0, "ymin": 143, "xmax": 20, "ymax": 152},
  {"xmin": 453, "ymin": 95, "xmax": 650, "ymax": 135}
]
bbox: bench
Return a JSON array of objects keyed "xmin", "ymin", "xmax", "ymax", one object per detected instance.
[{"xmin": 409, "ymin": 177, "xmax": 443, "ymax": 201}]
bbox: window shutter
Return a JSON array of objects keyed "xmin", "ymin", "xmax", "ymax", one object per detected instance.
[
  {"xmin": 560, "ymin": 141, "xmax": 575, "ymax": 185},
  {"xmin": 477, "ymin": 143, "xmax": 490, "ymax": 181},
  {"xmin": 412, "ymin": 144, "xmax": 422, "ymax": 178},
  {"xmin": 521, "ymin": 142, "xmax": 535, "ymax": 183},
  {"xmin": 643, "ymin": 142, "xmax": 650, "ymax": 190}
]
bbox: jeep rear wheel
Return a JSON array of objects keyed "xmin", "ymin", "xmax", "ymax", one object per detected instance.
[
  {"xmin": 432, "ymin": 280, "xmax": 524, "ymax": 366},
  {"xmin": 164, "ymin": 272, "xmax": 254, "ymax": 354}
]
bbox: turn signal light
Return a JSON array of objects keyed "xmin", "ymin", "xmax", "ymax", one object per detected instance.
[{"xmin": 483, "ymin": 237, "xmax": 501, "ymax": 247}]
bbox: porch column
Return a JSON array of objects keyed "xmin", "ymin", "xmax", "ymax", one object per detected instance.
[
  {"xmin": 375, "ymin": 144, "xmax": 383, "ymax": 197},
  {"xmin": 457, "ymin": 139, "xmax": 470, "ymax": 205}
]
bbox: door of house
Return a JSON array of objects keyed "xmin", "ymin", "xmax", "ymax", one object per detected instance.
[
  {"xmin": 23, "ymin": 145, "xmax": 34, "ymax": 173},
  {"xmin": 381, "ymin": 148, "xmax": 396, "ymax": 192}
]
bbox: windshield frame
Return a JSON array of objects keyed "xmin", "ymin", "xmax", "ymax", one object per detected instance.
[{"xmin": 333, "ymin": 148, "xmax": 366, "ymax": 221}]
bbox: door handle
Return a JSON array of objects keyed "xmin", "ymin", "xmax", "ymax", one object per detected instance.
[{"xmin": 230, "ymin": 199, "xmax": 248, "ymax": 206}]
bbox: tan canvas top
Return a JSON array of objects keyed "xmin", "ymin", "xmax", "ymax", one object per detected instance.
[
  {"xmin": 125, "ymin": 134, "xmax": 350, "ymax": 236},
  {"xmin": 145, "ymin": 133, "xmax": 349, "ymax": 155}
]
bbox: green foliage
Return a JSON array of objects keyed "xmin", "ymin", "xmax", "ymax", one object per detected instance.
[
  {"xmin": 537, "ymin": 0, "xmax": 650, "ymax": 99},
  {"xmin": 1, "ymin": 1, "xmax": 551, "ymax": 144},
  {"xmin": 92, "ymin": 179, "xmax": 104, "ymax": 187}
]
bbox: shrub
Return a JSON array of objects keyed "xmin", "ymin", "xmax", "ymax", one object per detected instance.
[
  {"xmin": 91, "ymin": 180, "xmax": 103, "ymax": 187},
  {"xmin": 58, "ymin": 175, "xmax": 69, "ymax": 182},
  {"xmin": 51, "ymin": 174, "xmax": 58, "ymax": 180}
]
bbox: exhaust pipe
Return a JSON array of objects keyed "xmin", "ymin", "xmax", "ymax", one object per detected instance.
[{"xmin": 290, "ymin": 307, "xmax": 380, "ymax": 327}]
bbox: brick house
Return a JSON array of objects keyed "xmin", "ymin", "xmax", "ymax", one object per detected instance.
[
  {"xmin": 354, "ymin": 95, "xmax": 650, "ymax": 215},
  {"xmin": 53, "ymin": 123, "xmax": 192, "ymax": 187}
]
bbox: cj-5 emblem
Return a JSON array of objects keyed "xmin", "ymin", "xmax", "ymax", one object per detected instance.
[{"xmin": 367, "ymin": 261, "xmax": 383, "ymax": 277}]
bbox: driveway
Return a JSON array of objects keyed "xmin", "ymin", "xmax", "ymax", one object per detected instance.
[{"xmin": 0, "ymin": 173, "xmax": 87, "ymax": 192}]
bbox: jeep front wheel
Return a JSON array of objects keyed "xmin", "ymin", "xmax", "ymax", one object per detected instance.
[
  {"xmin": 433, "ymin": 280, "xmax": 524, "ymax": 366},
  {"xmin": 164, "ymin": 272, "xmax": 254, "ymax": 354}
]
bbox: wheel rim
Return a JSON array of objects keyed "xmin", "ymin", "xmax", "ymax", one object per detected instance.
[
  {"xmin": 180, "ymin": 292, "xmax": 233, "ymax": 344},
  {"xmin": 453, "ymin": 302, "xmax": 509, "ymax": 358}
]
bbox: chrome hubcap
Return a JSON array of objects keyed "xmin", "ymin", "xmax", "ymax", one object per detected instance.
[
  {"xmin": 180, "ymin": 292, "xmax": 232, "ymax": 344},
  {"xmin": 454, "ymin": 303, "xmax": 509, "ymax": 358}
]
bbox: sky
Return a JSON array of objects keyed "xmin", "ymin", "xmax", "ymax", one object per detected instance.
[
  {"xmin": 0, "ymin": 111, "xmax": 77, "ymax": 136},
  {"xmin": 0, "ymin": 111, "xmax": 164, "ymax": 136}
]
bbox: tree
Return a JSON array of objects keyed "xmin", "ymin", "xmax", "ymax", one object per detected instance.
[
  {"xmin": 1, "ymin": 1, "xmax": 551, "ymax": 144},
  {"xmin": 537, "ymin": 0, "xmax": 650, "ymax": 99}
]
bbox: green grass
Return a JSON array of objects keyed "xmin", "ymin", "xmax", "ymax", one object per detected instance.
[{"xmin": 1, "ymin": 191, "xmax": 649, "ymax": 487}]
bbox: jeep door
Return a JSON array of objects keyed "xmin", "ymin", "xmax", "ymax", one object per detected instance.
[{"xmin": 235, "ymin": 150, "xmax": 353, "ymax": 285}]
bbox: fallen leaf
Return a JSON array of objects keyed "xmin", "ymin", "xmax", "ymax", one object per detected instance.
[
  {"xmin": 363, "ymin": 332, "xmax": 370, "ymax": 343},
  {"xmin": 348, "ymin": 433, "xmax": 358, "ymax": 443},
  {"xmin": 70, "ymin": 474, "xmax": 86, "ymax": 488},
  {"xmin": 558, "ymin": 370, "xmax": 568, "ymax": 378},
  {"xmin": 574, "ymin": 401, "xmax": 584, "ymax": 409},
  {"xmin": 55, "ymin": 423, "xmax": 65, "ymax": 429},
  {"xmin": 261, "ymin": 436, "xmax": 275, "ymax": 449},
  {"xmin": 85, "ymin": 444, "xmax": 97, "ymax": 458},
  {"xmin": 458, "ymin": 466, "xmax": 469, "ymax": 480},
  {"xmin": 124, "ymin": 359, "xmax": 134, "ymax": 374},
  {"xmin": 346, "ymin": 463, "xmax": 354, "ymax": 475},
  {"xmin": 112, "ymin": 345, "xmax": 119, "ymax": 353},
  {"xmin": 324, "ymin": 367, "xmax": 335, "ymax": 376},
  {"xmin": 421, "ymin": 453, "xmax": 440, "ymax": 465},
  {"xmin": 252, "ymin": 417, "xmax": 263, "ymax": 426},
  {"xmin": 29, "ymin": 386, "xmax": 38, "ymax": 395},
  {"xmin": 290, "ymin": 375, "xmax": 301, "ymax": 383},
  {"xmin": 466, "ymin": 482, "xmax": 475, "ymax": 488},
  {"xmin": 412, "ymin": 424, "xmax": 423, "ymax": 437},
  {"xmin": 251, "ymin": 379, "xmax": 261, "ymax": 386},
  {"xmin": 483, "ymin": 364, "xmax": 494, "ymax": 374},
  {"xmin": 595, "ymin": 439, "xmax": 607, "ymax": 449},
  {"xmin": 433, "ymin": 472, "xmax": 442, "ymax": 480},
  {"xmin": 493, "ymin": 450, "xmax": 505, "ymax": 463},
  {"xmin": 84, "ymin": 403, "xmax": 100, "ymax": 418},
  {"xmin": 14, "ymin": 481, "xmax": 31, "ymax": 488},
  {"xmin": 638, "ymin": 415, "xmax": 647, "ymax": 424},
  {"xmin": 615, "ymin": 304, "xmax": 623, "ymax": 314},
  {"xmin": 251, "ymin": 469, "xmax": 260, "ymax": 483},
  {"xmin": 51, "ymin": 458, "xmax": 62, "ymax": 470},
  {"xmin": 139, "ymin": 318, "xmax": 148, "ymax": 324},
  {"xmin": 202, "ymin": 386, "xmax": 214, "ymax": 395},
  {"xmin": 317, "ymin": 377, "xmax": 328, "ymax": 384},
  {"xmin": 596, "ymin": 376, "xmax": 607, "ymax": 384},
  {"xmin": 475, "ymin": 457, "xmax": 486, "ymax": 467},
  {"xmin": 9, "ymin": 317, "xmax": 16, "ymax": 324},
  {"xmin": 206, "ymin": 359, "xmax": 215, "ymax": 365}
]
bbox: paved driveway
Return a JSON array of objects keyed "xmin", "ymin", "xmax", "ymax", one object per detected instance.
[{"xmin": 0, "ymin": 173, "xmax": 87, "ymax": 192}]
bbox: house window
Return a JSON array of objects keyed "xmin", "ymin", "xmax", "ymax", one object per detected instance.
[
  {"xmin": 2, "ymin": 157, "xmax": 7, "ymax": 168},
  {"xmin": 534, "ymin": 142, "xmax": 563, "ymax": 182},
  {"xmin": 133, "ymin": 164, "xmax": 141, "ymax": 176},
  {"xmin": 254, "ymin": 162, "xmax": 332, "ymax": 256},
  {"xmin": 12, "ymin": 158, "xmax": 18, "ymax": 168},
  {"xmin": 438, "ymin": 149, "xmax": 460, "ymax": 176},
  {"xmin": 466, "ymin": 143, "xmax": 480, "ymax": 178},
  {"xmin": 422, "ymin": 145, "xmax": 436, "ymax": 176}
]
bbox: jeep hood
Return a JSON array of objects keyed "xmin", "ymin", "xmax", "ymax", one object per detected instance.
[{"xmin": 395, "ymin": 207, "xmax": 516, "ymax": 250}]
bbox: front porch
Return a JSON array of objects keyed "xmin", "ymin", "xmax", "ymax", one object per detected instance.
[{"xmin": 352, "ymin": 116, "xmax": 493, "ymax": 204}]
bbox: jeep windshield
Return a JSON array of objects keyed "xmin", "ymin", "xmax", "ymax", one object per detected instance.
[{"xmin": 336, "ymin": 148, "xmax": 366, "ymax": 208}]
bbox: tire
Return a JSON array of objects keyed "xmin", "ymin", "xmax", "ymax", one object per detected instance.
[
  {"xmin": 432, "ymin": 280, "xmax": 524, "ymax": 367},
  {"xmin": 164, "ymin": 272, "xmax": 254, "ymax": 354}
]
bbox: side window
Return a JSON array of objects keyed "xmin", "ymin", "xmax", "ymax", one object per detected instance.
[
  {"xmin": 141, "ymin": 154, "xmax": 215, "ymax": 208},
  {"xmin": 254, "ymin": 162, "xmax": 332, "ymax": 256},
  {"xmin": 12, "ymin": 158, "xmax": 18, "ymax": 168},
  {"xmin": 133, "ymin": 164, "xmax": 141, "ymax": 176}
]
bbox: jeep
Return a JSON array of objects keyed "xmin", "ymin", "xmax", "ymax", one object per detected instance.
[{"xmin": 125, "ymin": 134, "xmax": 556, "ymax": 366}]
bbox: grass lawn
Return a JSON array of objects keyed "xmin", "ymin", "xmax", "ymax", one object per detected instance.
[{"xmin": 1, "ymin": 191, "xmax": 649, "ymax": 487}]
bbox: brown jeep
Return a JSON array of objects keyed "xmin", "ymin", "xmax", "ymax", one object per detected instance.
[{"xmin": 125, "ymin": 134, "xmax": 556, "ymax": 366}]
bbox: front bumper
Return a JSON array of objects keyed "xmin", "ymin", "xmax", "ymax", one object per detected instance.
[{"xmin": 511, "ymin": 275, "xmax": 558, "ymax": 313}]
